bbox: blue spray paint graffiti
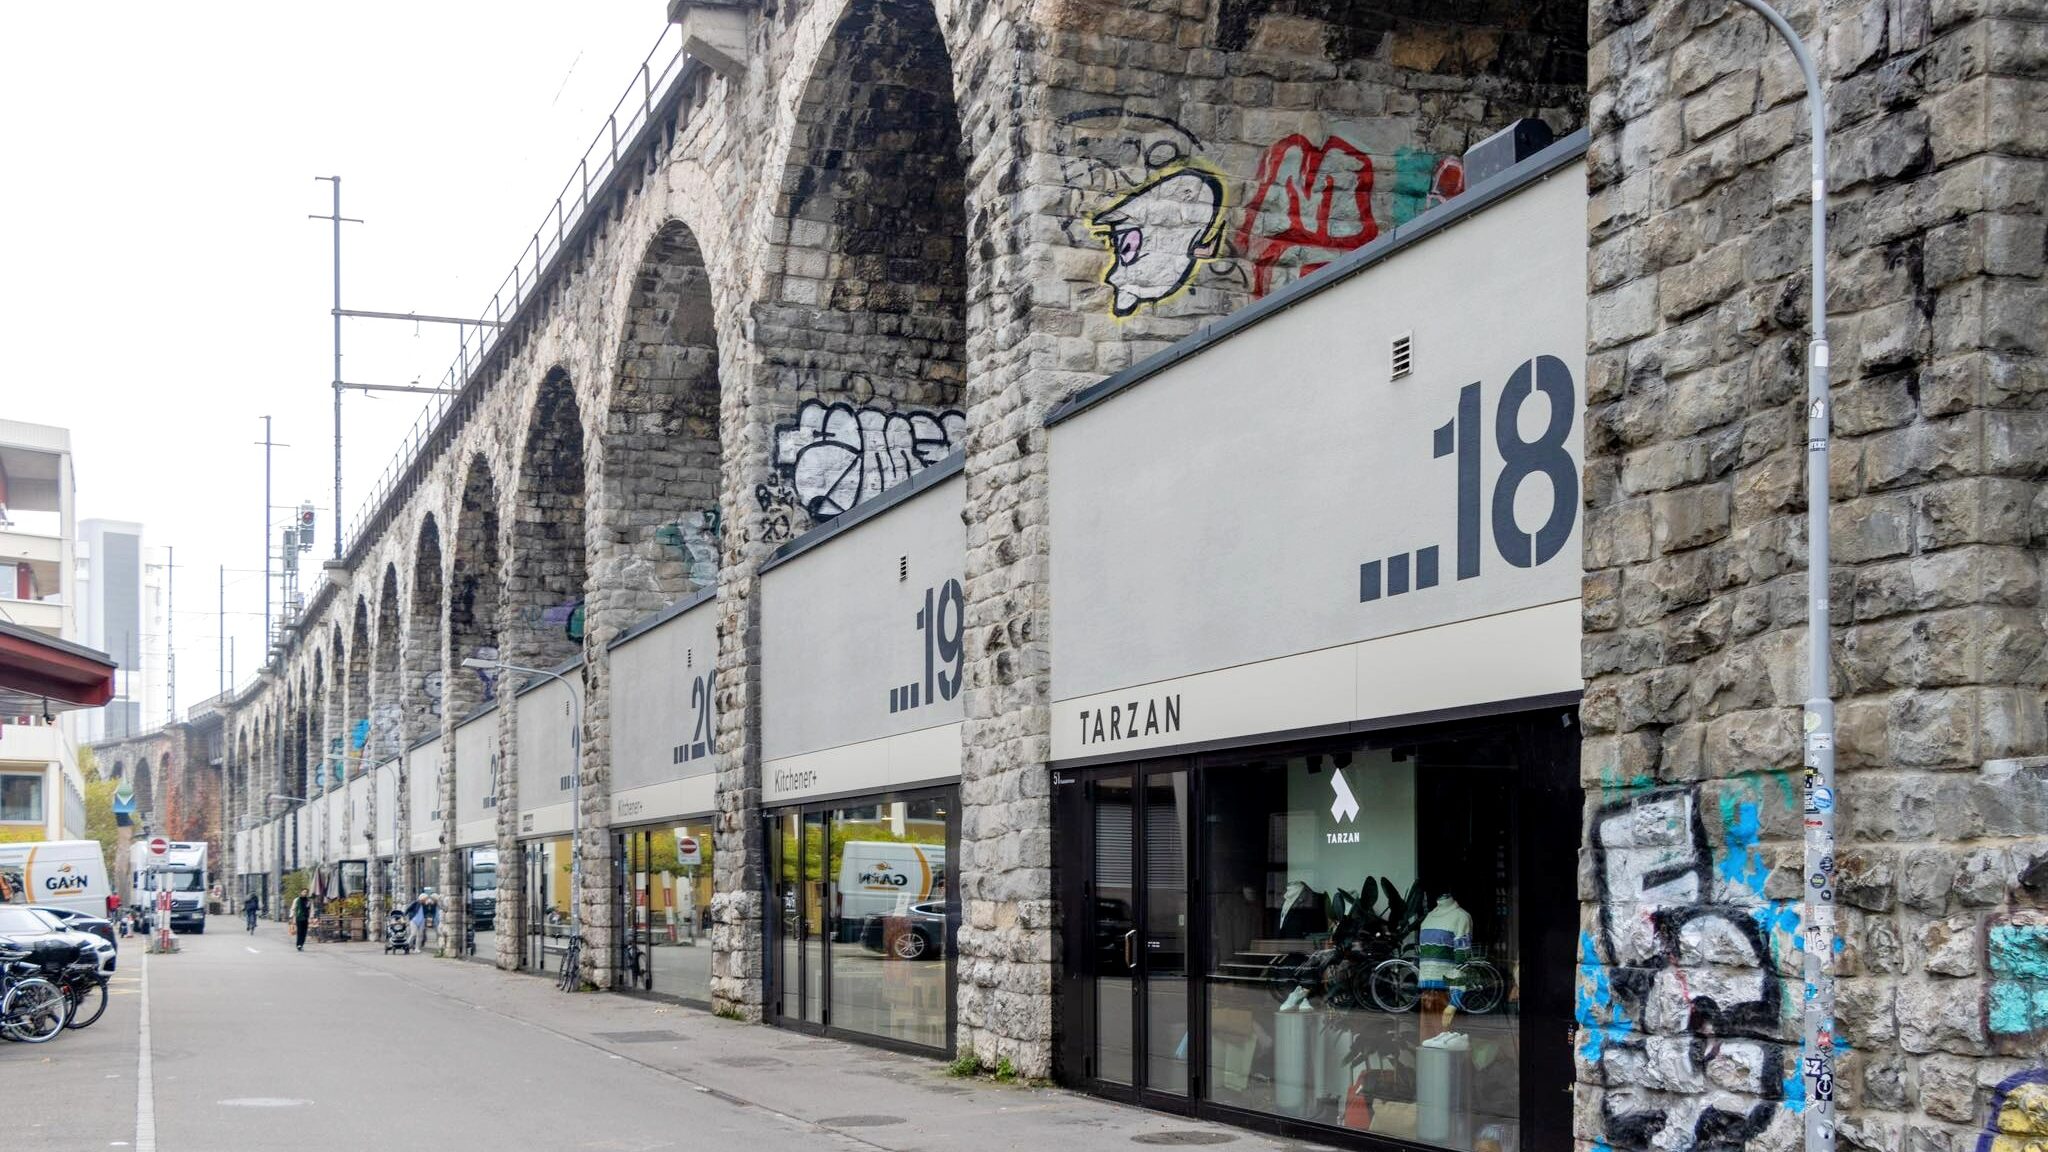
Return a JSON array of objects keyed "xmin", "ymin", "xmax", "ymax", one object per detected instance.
[{"xmin": 1988, "ymin": 914, "xmax": 2048, "ymax": 1041}]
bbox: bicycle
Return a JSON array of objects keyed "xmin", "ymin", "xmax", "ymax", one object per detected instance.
[
  {"xmin": 556, "ymin": 933, "xmax": 582, "ymax": 992},
  {"xmin": 0, "ymin": 947, "xmax": 70, "ymax": 1043},
  {"xmin": 52, "ymin": 957, "xmax": 109, "ymax": 1031},
  {"xmin": 246, "ymin": 908, "xmax": 259, "ymax": 934}
]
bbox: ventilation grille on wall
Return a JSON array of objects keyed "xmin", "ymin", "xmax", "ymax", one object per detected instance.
[
  {"xmin": 559, "ymin": 774, "xmax": 574, "ymax": 792},
  {"xmin": 899, "ymin": 555, "xmax": 908, "ymax": 582},
  {"xmin": 1391, "ymin": 332, "xmax": 1414, "ymax": 380}
]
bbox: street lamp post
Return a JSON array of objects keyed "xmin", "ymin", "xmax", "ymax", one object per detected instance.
[
  {"xmin": 463, "ymin": 657, "xmax": 583, "ymax": 988},
  {"xmin": 1728, "ymin": 2, "xmax": 1837, "ymax": 1147}
]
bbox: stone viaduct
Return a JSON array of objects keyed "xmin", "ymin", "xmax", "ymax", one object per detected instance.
[{"xmin": 198, "ymin": 0, "xmax": 2045, "ymax": 1147}]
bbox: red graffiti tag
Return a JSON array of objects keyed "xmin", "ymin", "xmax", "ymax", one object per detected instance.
[{"xmin": 1235, "ymin": 135, "xmax": 1377, "ymax": 298}]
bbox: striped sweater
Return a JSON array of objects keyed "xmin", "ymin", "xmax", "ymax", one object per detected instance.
[{"xmin": 1417, "ymin": 898, "xmax": 1473, "ymax": 991}]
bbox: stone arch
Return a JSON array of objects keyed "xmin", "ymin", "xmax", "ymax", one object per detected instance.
[
  {"xmin": 449, "ymin": 456, "xmax": 502, "ymax": 720},
  {"xmin": 134, "ymin": 755, "xmax": 155, "ymax": 824},
  {"xmin": 407, "ymin": 515, "xmax": 444, "ymax": 736},
  {"xmin": 505, "ymin": 368, "xmax": 589, "ymax": 671},
  {"xmin": 311, "ymin": 651, "xmax": 330, "ymax": 794},
  {"xmin": 108, "ymin": 759, "xmax": 125, "ymax": 781},
  {"xmin": 593, "ymin": 220, "xmax": 726, "ymax": 620},
  {"xmin": 372, "ymin": 568, "xmax": 403, "ymax": 762},
  {"xmin": 750, "ymin": 0, "xmax": 970, "ymax": 539},
  {"xmin": 348, "ymin": 599, "xmax": 373, "ymax": 773}
]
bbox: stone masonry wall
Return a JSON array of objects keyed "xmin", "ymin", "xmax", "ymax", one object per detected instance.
[{"xmin": 1578, "ymin": 0, "xmax": 2047, "ymax": 1148}]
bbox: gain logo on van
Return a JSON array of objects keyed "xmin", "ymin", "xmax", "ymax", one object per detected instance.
[
  {"xmin": 857, "ymin": 863, "xmax": 911, "ymax": 891},
  {"xmin": 44, "ymin": 863, "xmax": 89, "ymax": 893}
]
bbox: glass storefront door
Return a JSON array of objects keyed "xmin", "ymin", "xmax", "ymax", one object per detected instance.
[
  {"xmin": 617, "ymin": 820, "xmax": 715, "ymax": 1004},
  {"xmin": 523, "ymin": 836, "xmax": 572, "ymax": 973},
  {"xmin": 767, "ymin": 787, "xmax": 958, "ymax": 1053},
  {"xmin": 1056, "ymin": 709, "xmax": 1579, "ymax": 1149},
  {"xmin": 1056, "ymin": 763, "xmax": 1192, "ymax": 1107}
]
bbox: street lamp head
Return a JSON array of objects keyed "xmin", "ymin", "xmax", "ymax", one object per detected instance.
[{"xmin": 460, "ymin": 657, "xmax": 498, "ymax": 671}]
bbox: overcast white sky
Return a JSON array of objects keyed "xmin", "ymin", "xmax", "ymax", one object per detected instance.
[{"xmin": 0, "ymin": 2, "xmax": 665, "ymax": 717}]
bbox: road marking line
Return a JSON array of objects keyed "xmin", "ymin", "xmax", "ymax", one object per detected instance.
[
  {"xmin": 135, "ymin": 950, "xmax": 155, "ymax": 1152},
  {"xmin": 245, "ymin": 947, "xmax": 260, "ymax": 955}
]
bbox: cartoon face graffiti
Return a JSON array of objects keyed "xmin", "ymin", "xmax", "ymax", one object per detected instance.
[{"xmin": 1091, "ymin": 168, "xmax": 1225, "ymax": 317}]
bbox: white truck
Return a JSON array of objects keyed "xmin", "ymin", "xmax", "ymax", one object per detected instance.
[
  {"xmin": 0, "ymin": 839, "xmax": 114, "ymax": 919},
  {"xmin": 130, "ymin": 840, "xmax": 209, "ymax": 934}
]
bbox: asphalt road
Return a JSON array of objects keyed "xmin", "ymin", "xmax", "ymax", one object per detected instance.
[{"xmin": 3, "ymin": 925, "xmax": 1296, "ymax": 1152}]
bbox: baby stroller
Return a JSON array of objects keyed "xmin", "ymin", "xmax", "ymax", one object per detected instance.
[{"xmin": 383, "ymin": 909, "xmax": 413, "ymax": 954}]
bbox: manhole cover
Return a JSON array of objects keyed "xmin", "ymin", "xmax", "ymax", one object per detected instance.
[
  {"xmin": 1131, "ymin": 1133, "xmax": 1237, "ymax": 1146},
  {"xmin": 715, "ymin": 1055, "xmax": 788, "ymax": 1068},
  {"xmin": 218, "ymin": 1098, "xmax": 313, "ymax": 1108},
  {"xmin": 821, "ymin": 1115, "xmax": 906, "ymax": 1128},
  {"xmin": 592, "ymin": 1030, "xmax": 686, "ymax": 1044}
]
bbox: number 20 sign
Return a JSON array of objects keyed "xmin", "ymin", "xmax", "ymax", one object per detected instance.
[{"xmin": 1359, "ymin": 355, "xmax": 1578, "ymax": 603}]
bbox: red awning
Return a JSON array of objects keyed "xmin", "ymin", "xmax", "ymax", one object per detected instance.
[{"xmin": 0, "ymin": 619, "xmax": 116, "ymax": 716}]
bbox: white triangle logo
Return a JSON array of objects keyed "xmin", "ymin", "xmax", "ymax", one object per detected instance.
[{"xmin": 1330, "ymin": 768, "xmax": 1360, "ymax": 824}]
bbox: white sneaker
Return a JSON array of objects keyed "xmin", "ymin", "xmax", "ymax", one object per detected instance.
[{"xmin": 1279, "ymin": 987, "xmax": 1309, "ymax": 1012}]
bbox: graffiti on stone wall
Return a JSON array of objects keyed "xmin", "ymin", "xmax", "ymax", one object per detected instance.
[
  {"xmin": 1235, "ymin": 134, "xmax": 1376, "ymax": 298},
  {"xmin": 1989, "ymin": 913, "xmax": 2048, "ymax": 1041},
  {"xmin": 655, "ymin": 510, "xmax": 720, "ymax": 586},
  {"xmin": 1391, "ymin": 146, "xmax": 1466, "ymax": 227},
  {"xmin": 1580, "ymin": 778, "xmax": 1802, "ymax": 1150},
  {"xmin": 1056, "ymin": 108, "xmax": 1247, "ymax": 315},
  {"xmin": 420, "ymin": 671, "xmax": 444, "ymax": 718},
  {"xmin": 470, "ymin": 647, "xmax": 499, "ymax": 703},
  {"xmin": 1980, "ymin": 1068, "xmax": 2048, "ymax": 1151},
  {"xmin": 767, "ymin": 399, "xmax": 965, "ymax": 525},
  {"xmin": 1091, "ymin": 169, "xmax": 1228, "ymax": 317}
]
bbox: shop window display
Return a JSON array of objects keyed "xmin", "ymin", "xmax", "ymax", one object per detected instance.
[{"xmin": 1204, "ymin": 738, "xmax": 1521, "ymax": 1150}]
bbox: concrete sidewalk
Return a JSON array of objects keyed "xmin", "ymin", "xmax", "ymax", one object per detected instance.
[{"xmin": 329, "ymin": 942, "xmax": 1300, "ymax": 1151}]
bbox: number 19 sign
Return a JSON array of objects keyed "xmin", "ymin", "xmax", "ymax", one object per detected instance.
[
  {"xmin": 888, "ymin": 579, "xmax": 965, "ymax": 715},
  {"xmin": 1359, "ymin": 355, "xmax": 1578, "ymax": 602}
]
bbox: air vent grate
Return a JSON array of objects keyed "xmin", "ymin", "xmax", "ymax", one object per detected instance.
[
  {"xmin": 1391, "ymin": 332, "xmax": 1413, "ymax": 380},
  {"xmin": 898, "ymin": 555, "xmax": 908, "ymax": 581}
]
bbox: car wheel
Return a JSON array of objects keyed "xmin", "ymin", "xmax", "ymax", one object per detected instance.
[{"xmin": 890, "ymin": 927, "xmax": 930, "ymax": 961}]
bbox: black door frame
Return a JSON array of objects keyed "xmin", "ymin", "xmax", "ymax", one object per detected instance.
[
  {"xmin": 763, "ymin": 782, "xmax": 961, "ymax": 1059},
  {"xmin": 1055, "ymin": 758, "xmax": 1198, "ymax": 1113},
  {"xmin": 612, "ymin": 818, "xmax": 717, "ymax": 1007},
  {"xmin": 1055, "ymin": 706, "xmax": 1581, "ymax": 1151}
]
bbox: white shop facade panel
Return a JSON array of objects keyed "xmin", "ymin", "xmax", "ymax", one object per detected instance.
[
  {"xmin": 608, "ymin": 587, "xmax": 720, "ymax": 1006},
  {"xmin": 513, "ymin": 659, "xmax": 578, "ymax": 840},
  {"xmin": 373, "ymin": 760, "xmax": 398, "ymax": 857},
  {"xmin": 407, "ymin": 737, "xmax": 440, "ymax": 855},
  {"xmin": 758, "ymin": 457, "xmax": 965, "ymax": 1057},
  {"xmin": 1041, "ymin": 138, "xmax": 1590, "ymax": 1151},
  {"xmin": 452, "ymin": 707, "xmax": 497, "ymax": 850}
]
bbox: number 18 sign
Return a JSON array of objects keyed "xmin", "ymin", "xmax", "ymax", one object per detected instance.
[{"xmin": 1359, "ymin": 355, "xmax": 1578, "ymax": 604}]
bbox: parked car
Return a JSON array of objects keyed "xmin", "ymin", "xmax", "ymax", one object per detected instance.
[
  {"xmin": 0, "ymin": 905, "xmax": 116, "ymax": 975},
  {"xmin": 858, "ymin": 901, "xmax": 948, "ymax": 961},
  {"xmin": 30, "ymin": 906, "xmax": 118, "ymax": 950}
]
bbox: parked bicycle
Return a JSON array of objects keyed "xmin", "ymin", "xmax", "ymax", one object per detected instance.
[
  {"xmin": 49, "ymin": 954, "xmax": 111, "ymax": 1031},
  {"xmin": 556, "ymin": 934, "xmax": 582, "ymax": 992},
  {"xmin": 0, "ymin": 945, "xmax": 72, "ymax": 1043}
]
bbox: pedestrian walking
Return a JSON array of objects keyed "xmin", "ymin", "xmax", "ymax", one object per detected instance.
[
  {"xmin": 404, "ymin": 890, "xmax": 425, "ymax": 949},
  {"xmin": 420, "ymin": 888, "xmax": 441, "ymax": 950},
  {"xmin": 291, "ymin": 890, "xmax": 311, "ymax": 951}
]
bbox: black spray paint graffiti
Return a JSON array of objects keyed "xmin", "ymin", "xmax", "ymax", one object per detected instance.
[
  {"xmin": 768, "ymin": 399, "xmax": 965, "ymax": 525},
  {"xmin": 1580, "ymin": 782, "xmax": 1802, "ymax": 1151}
]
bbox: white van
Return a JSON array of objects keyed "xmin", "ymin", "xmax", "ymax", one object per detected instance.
[
  {"xmin": 0, "ymin": 840, "xmax": 114, "ymax": 919},
  {"xmin": 833, "ymin": 841, "xmax": 946, "ymax": 938}
]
